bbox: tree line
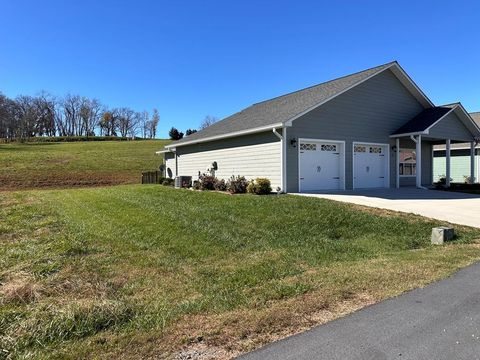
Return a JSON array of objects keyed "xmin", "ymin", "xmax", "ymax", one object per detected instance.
[
  {"xmin": 168, "ymin": 115, "xmax": 218, "ymax": 140},
  {"xmin": 0, "ymin": 91, "xmax": 159, "ymax": 141}
]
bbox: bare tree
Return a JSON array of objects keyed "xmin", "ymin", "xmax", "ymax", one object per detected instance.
[
  {"xmin": 79, "ymin": 98, "xmax": 103, "ymax": 137},
  {"xmin": 0, "ymin": 91, "xmax": 158, "ymax": 140},
  {"xmin": 150, "ymin": 108, "xmax": 160, "ymax": 138},
  {"xmin": 139, "ymin": 110, "xmax": 149, "ymax": 139},
  {"xmin": 33, "ymin": 92, "xmax": 56, "ymax": 137},
  {"xmin": 117, "ymin": 107, "xmax": 139, "ymax": 138},
  {"xmin": 200, "ymin": 115, "xmax": 218, "ymax": 130},
  {"xmin": 99, "ymin": 110, "xmax": 118, "ymax": 136}
]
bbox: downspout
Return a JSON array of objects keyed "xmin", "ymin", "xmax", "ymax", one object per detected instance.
[
  {"xmin": 410, "ymin": 135, "xmax": 428, "ymax": 190},
  {"xmin": 172, "ymin": 148, "xmax": 178, "ymax": 178},
  {"xmin": 272, "ymin": 128, "xmax": 285, "ymax": 193}
]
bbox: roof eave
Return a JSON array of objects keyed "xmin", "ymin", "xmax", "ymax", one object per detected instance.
[
  {"xmin": 165, "ymin": 122, "xmax": 285, "ymax": 148},
  {"xmin": 390, "ymin": 131, "xmax": 428, "ymax": 138}
]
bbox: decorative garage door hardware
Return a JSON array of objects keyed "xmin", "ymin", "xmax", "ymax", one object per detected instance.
[
  {"xmin": 321, "ymin": 144, "xmax": 337, "ymax": 152},
  {"xmin": 300, "ymin": 143, "xmax": 317, "ymax": 151}
]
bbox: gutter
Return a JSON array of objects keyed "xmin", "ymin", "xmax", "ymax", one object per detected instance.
[{"xmin": 165, "ymin": 123, "xmax": 284, "ymax": 149}]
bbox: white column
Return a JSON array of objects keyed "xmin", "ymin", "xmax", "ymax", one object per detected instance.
[
  {"xmin": 471, "ymin": 141, "xmax": 476, "ymax": 184},
  {"xmin": 446, "ymin": 139, "xmax": 451, "ymax": 187},
  {"xmin": 416, "ymin": 135, "xmax": 422, "ymax": 188},
  {"xmin": 282, "ymin": 127, "xmax": 287, "ymax": 192},
  {"xmin": 396, "ymin": 138, "xmax": 400, "ymax": 188}
]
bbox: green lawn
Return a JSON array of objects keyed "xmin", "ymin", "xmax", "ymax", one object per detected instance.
[
  {"xmin": 1, "ymin": 185, "xmax": 480, "ymax": 359},
  {"xmin": 0, "ymin": 140, "xmax": 169, "ymax": 190}
]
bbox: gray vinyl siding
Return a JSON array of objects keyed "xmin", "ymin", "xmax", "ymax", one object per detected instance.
[
  {"xmin": 173, "ymin": 131, "xmax": 282, "ymax": 188},
  {"xmin": 286, "ymin": 69, "xmax": 425, "ymax": 192},
  {"xmin": 422, "ymin": 141, "xmax": 433, "ymax": 186},
  {"xmin": 428, "ymin": 111, "xmax": 474, "ymax": 141}
]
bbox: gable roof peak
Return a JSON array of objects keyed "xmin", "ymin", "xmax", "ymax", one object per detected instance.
[{"xmin": 252, "ymin": 61, "xmax": 397, "ymax": 107}]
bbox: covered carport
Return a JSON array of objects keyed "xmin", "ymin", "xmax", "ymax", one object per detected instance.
[{"xmin": 390, "ymin": 103, "xmax": 480, "ymax": 188}]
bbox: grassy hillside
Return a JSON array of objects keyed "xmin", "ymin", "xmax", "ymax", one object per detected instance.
[
  {"xmin": 1, "ymin": 185, "xmax": 480, "ymax": 359},
  {"xmin": 0, "ymin": 140, "xmax": 169, "ymax": 190}
]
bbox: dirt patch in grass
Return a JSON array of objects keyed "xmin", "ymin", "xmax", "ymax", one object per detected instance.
[
  {"xmin": 0, "ymin": 172, "xmax": 137, "ymax": 191},
  {"xmin": 0, "ymin": 273, "xmax": 44, "ymax": 305}
]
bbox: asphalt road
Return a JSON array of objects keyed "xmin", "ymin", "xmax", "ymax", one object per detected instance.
[{"xmin": 238, "ymin": 262, "xmax": 480, "ymax": 360}]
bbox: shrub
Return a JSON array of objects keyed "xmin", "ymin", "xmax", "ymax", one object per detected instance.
[
  {"xmin": 247, "ymin": 178, "xmax": 272, "ymax": 195},
  {"xmin": 214, "ymin": 178, "xmax": 227, "ymax": 191},
  {"xmin": 434, "ymin": 175, "xmax": 452, "ymax": 189},
  {"xmin": 161, "ymin": 178, "xmax": 174, "ymax": 186},
  {"xmin": 196, "ymin": 174, "xmax": 216, "ymax": 190},
  {"xmin": 227, "ymin": 175, "xmax": 248, "ymax": 194},
  {"xmin": 192, "ymin": 180, "xmax": 201, "ymax": 190}
]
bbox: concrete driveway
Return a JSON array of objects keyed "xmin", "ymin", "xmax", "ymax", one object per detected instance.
[
  {"xmin": 238, "ymin": 262, "xmax": 480, "ymax": 360},
  {"xmin": 294, "ymin": 188, "xmax": 480, "ymax": 228}
]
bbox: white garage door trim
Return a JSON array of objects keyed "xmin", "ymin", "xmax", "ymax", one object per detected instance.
[
  {"xmin": 298, "ymin": 138, "xmax": 346, "ymax": 192},
  {"xmin": 353, "ymin": 142, "xmax": 390, "ymax": 189}
]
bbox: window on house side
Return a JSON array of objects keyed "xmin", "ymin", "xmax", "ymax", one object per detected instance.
[{"xmin": 399, "ymin": 149, "xmax": 416, "ymax": 176}]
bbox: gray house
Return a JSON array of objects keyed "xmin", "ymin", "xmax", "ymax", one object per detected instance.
[{"xmin": 159, "ymin": 61, "xmax": 480, "ymax": 192}]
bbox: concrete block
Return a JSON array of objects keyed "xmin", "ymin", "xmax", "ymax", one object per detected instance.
[{"xmin": 431, "ymin": 227, "xmax": 455, "ymax": 245}]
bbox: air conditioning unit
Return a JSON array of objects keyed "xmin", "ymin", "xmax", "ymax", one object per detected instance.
[{"xmin": 175, "ymin": 176, "xmax": 192, "ymax": 189}]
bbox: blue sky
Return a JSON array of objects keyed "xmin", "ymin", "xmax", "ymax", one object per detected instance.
[{"xmin": 1, "ymin": 0, "xmax": 479, "ymax": 137}]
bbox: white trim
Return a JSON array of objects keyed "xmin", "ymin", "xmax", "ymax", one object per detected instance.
[
  {"xmin": 165, "ymin": 123, "xmax": 284, "ymax": 148},
  {"xmin": 390, "ymin": 131, "xmax": 428, "ymax": 138},
  {"xmin": 272, "ymin": 128, "xmax": 285, "ymax": 192},
  {"xmin": 352, "ymin": 142, "xmax": 390, "ymax": 190},
  {"xmin": 297, "ymin": 138, "xmax": 346, "ymax": 192},
  {"xmin": 388, "ymin": 63, "xmax": 435, "ymax": 108},
  {"xmin": 471, "ymin": 141, "xmax": 476, "ymax": 184},
  {"xmin": 446, "ymin": 139, "xmax": 451, "ymax": 187},
  {"xmin": 396, "ymin": 138, "xmax": 400, "ymax": 188},
  {"xmin": 417, "ymin": 135, "xmax": 422, "ymax": 188},
  {"xmin": 456, "ymin": 104, "xmax": 480, "ymax": 135},
  {"xmin": 424, "ymin": 106, "xmax": 457, "ymax": 132},
  {"xmin": 431, "ymin": 144, "xmax": 434, "ymax": 186},
  {"xmin": 282, "ymin": 126, "xmax": 287, "ymax": 192},
  {"xmin": 155, "ymin": 149, "xmax": 173, "ymax": 154}
]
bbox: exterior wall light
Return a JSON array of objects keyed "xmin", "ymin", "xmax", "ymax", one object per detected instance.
[{"xmin": 290, "ymin": 138, "xmax": 297, "ymax": 148}]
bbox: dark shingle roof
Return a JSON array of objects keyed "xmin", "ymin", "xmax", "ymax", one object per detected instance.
[
  {"xmin": 391, "ymin": 106, "xmax": 453, "ymax": 135},
  {"xmin": 171, "ymin": 62, "xmax": 396, "ymax": 146}
]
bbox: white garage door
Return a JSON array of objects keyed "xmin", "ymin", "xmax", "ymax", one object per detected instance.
[
  {"xmin": 299, "ymin": 140, "xmax": 344, "ymax": 191},
  {"xmin": 353, "ymin": 143, "xmax": 388, "ymax": 189}
]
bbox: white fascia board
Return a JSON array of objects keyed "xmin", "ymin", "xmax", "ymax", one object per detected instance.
[
  {"xmin": 389, "ymin": 63, "xmax": 435, "ymax": 108},
  {"xmin": 165, "ymin": 123, "xmax": 283, "ymax": 148},
  {"xmin": 456, "ymin": 104, "xmax": 480, "ymax": 135},
  {"xmin": 390, "ymin": 131, "xmax": 428, "ymax": 138},
  {"xmin": 155, "ymin": 149, "xmax": 173, "ymax": 154},
  {"xmin": 424, "ymin": 106, "xmax": 457, "ymax": 132}
]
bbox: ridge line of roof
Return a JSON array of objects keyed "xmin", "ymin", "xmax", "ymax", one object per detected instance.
[{"xmin": 251, "ymin": 60, "xmax": 397, "ymax": 106}]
